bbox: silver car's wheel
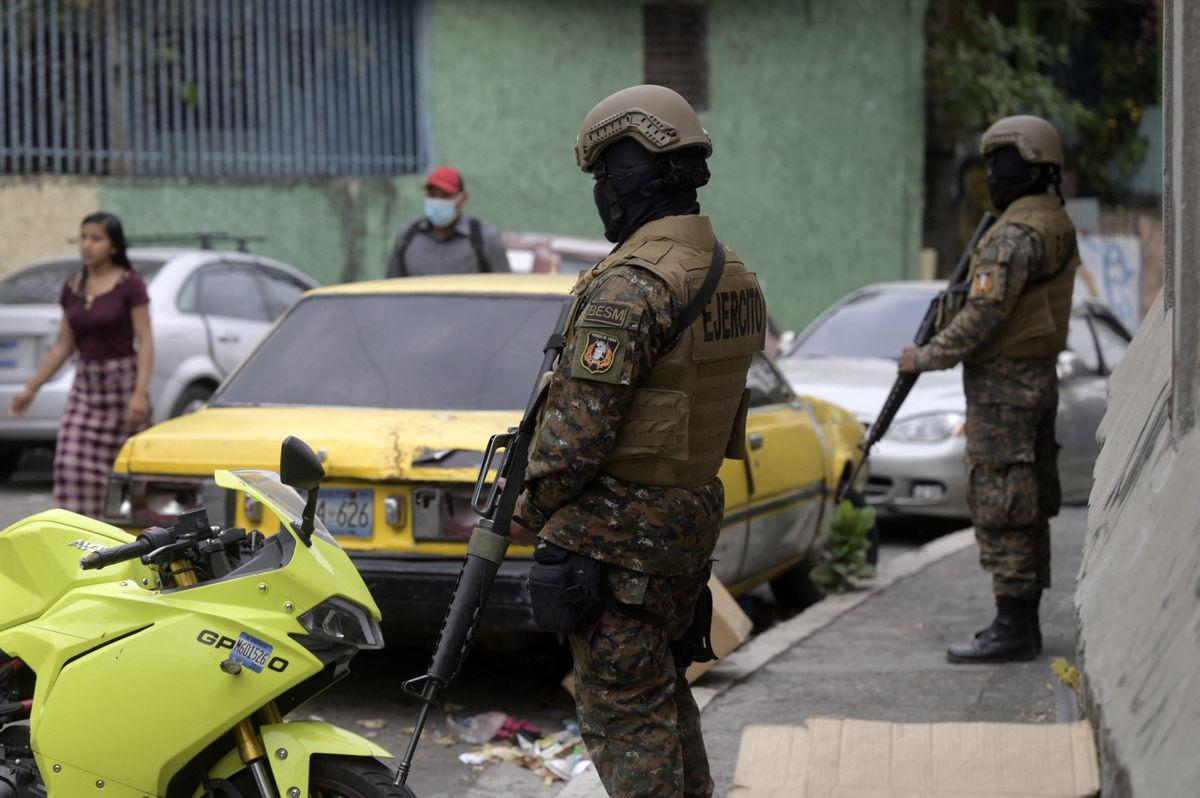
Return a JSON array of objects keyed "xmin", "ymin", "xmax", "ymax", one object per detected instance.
[
  {"xmin": 0, "ymin": 444, "xmax": 22, "ymax": 480},
  {"xmin": 170, "ymin": 384, "xmax": 214, "ymax": 418}
]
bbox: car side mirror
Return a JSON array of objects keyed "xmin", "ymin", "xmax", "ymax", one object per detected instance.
[
  {"xmin": 1057, "ymin": 350, "xmax": 1090, "ymax": 380},
  {"xmin": 280, "ymin": 436, "xmax": 324, "ymax": 546}
]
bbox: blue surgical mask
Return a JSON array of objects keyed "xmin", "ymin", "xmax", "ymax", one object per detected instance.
[{"xmin": 424, "ymin": 197, "xmax": 458, "ymax": 228}]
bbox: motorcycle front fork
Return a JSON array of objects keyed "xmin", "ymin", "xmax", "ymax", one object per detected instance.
[
  {"xmin": 232, "ymin": 702, "xmax": 285, "ymax": 798},
  {"xmin": 171, "ymin": 561, "xmax": 284, "ymax": 798}
]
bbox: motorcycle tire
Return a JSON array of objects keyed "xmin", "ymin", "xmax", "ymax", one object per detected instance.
[
  {"xmin": 228, "ymin": 755, "xmax": 416, "ymax": 798},
  {"xmin": 310, "ymin": 756, "xmax": 417, "ymax": 798}
]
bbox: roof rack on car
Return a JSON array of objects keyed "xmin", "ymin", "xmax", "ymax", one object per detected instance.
[{"xmin": 123, "ymin": 232, "xmax": 267, "ymax": 253}]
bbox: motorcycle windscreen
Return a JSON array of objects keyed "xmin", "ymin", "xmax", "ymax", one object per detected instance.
[{"xmin": 214, "ymin": 468, "xmax": 337, "ymax": 546}]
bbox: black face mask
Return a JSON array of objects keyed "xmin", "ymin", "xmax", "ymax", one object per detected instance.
[
  {"xmin": 985, "ymin": 146, "xmax": 1052, "ymax": 211},
  {"xmin": 590, "ymin": 138, "xmax": 702, "ymax": 244}
]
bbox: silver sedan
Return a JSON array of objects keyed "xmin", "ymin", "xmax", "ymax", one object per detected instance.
[
  {"xmin": 776, "ymin": 281, "xmax": 1131, "ymax": 520},
  {"xmin": 0, "ymin": 247, "xmax": 317, "ymax": 476}
]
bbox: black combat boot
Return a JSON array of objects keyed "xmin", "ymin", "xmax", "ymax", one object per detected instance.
[{"xmin": 946, "ymin": 597, "xmax": 1038, "ymax": 664}]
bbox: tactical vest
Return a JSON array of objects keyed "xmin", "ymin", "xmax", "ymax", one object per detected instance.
[
  {"xmin": 567, "ymin": 217, "xmax": 766, "ymax": 487},
  {"xmin": 964, "ymin": 194, "xmax": 1079, "ymax": 365}
]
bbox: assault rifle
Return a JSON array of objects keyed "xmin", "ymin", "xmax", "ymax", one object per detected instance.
[
  {"xmin": 837, "ymin": 212, "xmax": 997, "ymax": 502},
  {"xmin": 394, "ymin": 299, "xmax": 573, "ymax": 789}
]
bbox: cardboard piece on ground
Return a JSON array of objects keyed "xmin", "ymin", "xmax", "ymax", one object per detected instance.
[
  {"xmin": 730, "ymin": 718, "xmax": 1100, "ymax": 798},
  {"xmin": 561, "ymin": 574, "xmax": 752, "ymax": 697}
]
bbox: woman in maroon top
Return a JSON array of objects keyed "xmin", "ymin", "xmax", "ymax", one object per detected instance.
[{"xmin": 9, "ymin": 212, "xmax": 155, "ymax": 518}]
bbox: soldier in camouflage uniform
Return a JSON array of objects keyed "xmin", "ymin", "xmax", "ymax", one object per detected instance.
[
  {"xmin": 899, "ymin": 115, "xmax": 1078, "ymax": 663},
  {"xmin": 514, "ymin": 86, "xmax": 764, "ymax": 797}
]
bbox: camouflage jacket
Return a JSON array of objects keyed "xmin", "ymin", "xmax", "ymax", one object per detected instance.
[
  {"xmin": 513, "ymin": 253, "xmax": 723, "ymax": 576},
  {"xmin": 913, "ymin": 222, "xmax": 1057, "ymax": 408}
]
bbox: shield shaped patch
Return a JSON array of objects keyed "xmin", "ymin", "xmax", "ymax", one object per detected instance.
[
  {"xmin": 580, "ymin": 331, "xmax": 619, "ymax": 374},
  {"xmin": 971, "ymin": 264, "xmax": 1003, "ymax": 300}
]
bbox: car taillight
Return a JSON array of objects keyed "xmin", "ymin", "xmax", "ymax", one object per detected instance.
[
  {"xmin": 411, "ymin": 486, "xmax": 477, "ymax": 542},
  {"xmin": 104, "ymin": 475, "xmax": 133, "ymax": 523},
  {"xmin": 105, "ymin": 475, "xmax": 228, "ymax": 529},
  {"xmin": 135, "ymin": 479, "xmax": 202, "ymax": 526},
  {"xmin": 105, "ymin": 478, "xmax": 202, "ymax": 528}
]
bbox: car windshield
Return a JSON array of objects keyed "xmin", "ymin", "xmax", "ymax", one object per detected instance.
[
  {"xmin": 213, "ymin": 292, "xmax": 570, "ymax": 411},
  {"xmin": 789, "ymin": 288, "xmax": 937, "ymax": 360},
  {"xmin": 0, "ymin": 259, "xmax": 165, "ymax": 304}
]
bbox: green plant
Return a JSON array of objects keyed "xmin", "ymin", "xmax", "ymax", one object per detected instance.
[
  {"xmin": 810, "ymin": 500, "xmax": 877, "ymax": 593},
  {"xmin": 929, "ymin": 5, "xmax": 1096, "ymax": 145},
  {"xmin": 927, "ymin": 1, "xmax": 1161, "ymax": 203}
]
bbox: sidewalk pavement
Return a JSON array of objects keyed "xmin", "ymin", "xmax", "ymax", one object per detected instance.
[{"xmin": 563, "ymin": 506, "xmax": 1087, "ymax": 798}]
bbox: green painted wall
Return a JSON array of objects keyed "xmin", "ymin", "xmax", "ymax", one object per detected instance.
[
  {"xmin": 98, "ymin": 177, "xmax": 423, "ymax": 287},
  {"xmin": 431, "ymin": 0, "xmax": 926, "ymax": 328},
  {"xmin": 98, "ymin": 0, "xmax": 926, "ymax": 329}
]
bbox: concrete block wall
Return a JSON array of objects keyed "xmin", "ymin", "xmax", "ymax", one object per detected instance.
[
  {"xmin": 1076, "ymin": 298, "xmax": 1200, "ymax": 797},
  {"xmin": 1075, "ymin": 2, "xmax": 1200, "ymax": 794}
]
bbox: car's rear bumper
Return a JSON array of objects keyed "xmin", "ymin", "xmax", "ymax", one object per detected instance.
[
  {"xmin": 349, "ymin": 553, "xmax": 537, "ymax": 631},
  {"xmin": 0, "ymin": 382, "xmax": 68, "ymax": 443}
]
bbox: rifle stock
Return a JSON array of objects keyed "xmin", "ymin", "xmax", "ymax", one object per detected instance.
[
  {"xmin": 395, "ymin": 299, "xmax": 572, "ymax": 787},
  {"xmin": 836, "ymin": 212, "xmax": 996, "ymax": 503}
]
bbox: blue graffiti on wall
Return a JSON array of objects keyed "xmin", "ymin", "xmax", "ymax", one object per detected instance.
[{"xmin": 1078, "ymin": 236, "xmax": 1142, "ymax": 331}]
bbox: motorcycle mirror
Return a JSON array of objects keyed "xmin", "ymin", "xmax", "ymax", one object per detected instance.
[
  {"xmin": 280, "ymin": 436, "xmax": 325, "ymax": 491},
  {"xmin": 281, "ymin": 436, "xmax": 323, "ymax": 547}
]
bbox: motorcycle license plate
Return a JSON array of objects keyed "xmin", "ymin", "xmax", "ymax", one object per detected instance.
[
  {"xmin": 316, "ymin": 488, "xmax": 374, "ymax": 538},
  {"xmin": 231, "ymin": 632, "xmax": 274, "ymax": 674}
]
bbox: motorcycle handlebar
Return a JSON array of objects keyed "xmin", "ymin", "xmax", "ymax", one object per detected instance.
[
  {"xmin": 79, "ymin": 527, "xmax": 175, "ymax": 571},
  {"xmin": 79, "ymin": 538, "xmax": 153, "ymax": 571}
]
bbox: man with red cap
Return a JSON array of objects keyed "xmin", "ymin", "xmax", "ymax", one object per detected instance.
[{"xmin": 386, "ymin": 166, "xmax": 509, "ymax": 277}]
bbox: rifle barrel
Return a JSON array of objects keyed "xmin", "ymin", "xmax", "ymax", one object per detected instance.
[{"xmin": 843, "ymin": 212, "xmax": 996, "ymax": 499}]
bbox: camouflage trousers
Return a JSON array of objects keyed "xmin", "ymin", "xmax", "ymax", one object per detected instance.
[
  {"xmin": 965, "ymin": 400, "xmax": 1060, "ymax": 598},
  {"xmin": 568, "ymin": 565, "xmax": 713, "ymax": 798}
]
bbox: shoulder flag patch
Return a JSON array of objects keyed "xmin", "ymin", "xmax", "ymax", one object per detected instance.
[{"xmin": 969, "ymin": 263, "xmax": 1004, "ymax": 301}]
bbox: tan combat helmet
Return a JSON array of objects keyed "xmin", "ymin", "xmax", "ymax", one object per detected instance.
[
  {"xmin": 574, "ymin": 85, "xmax": 712, "ymax": 172},
  {"xmin": 980, "ymin": 115, "xmax": 1064, "ymax": 167}
]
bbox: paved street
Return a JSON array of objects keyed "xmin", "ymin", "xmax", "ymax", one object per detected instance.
[
  {"xmin": 703, "ymin": 507, "xmax": 1087, "ymax": 796},
  {"xmin": 0, "ymin": 457, "xmax": 951, "ymax": 795}
]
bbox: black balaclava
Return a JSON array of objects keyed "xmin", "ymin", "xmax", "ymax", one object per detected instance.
[
  {"xmin": 985, "ymin": 145, "xmax": 1060, "ymax": 211},
  {"xmin": 591, "ymin": 138, "xmax": 708, "ymax": 244}
]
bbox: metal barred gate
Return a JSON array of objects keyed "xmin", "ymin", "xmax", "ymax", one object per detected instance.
[{"xmin": 0, "ymin": 0, "xmax": 427, "ymax": 178}]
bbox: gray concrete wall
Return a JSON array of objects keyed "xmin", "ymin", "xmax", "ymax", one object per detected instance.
[{"xmin": 1075, "ymin": 2, "xmax": 1200, "ymax": 795}]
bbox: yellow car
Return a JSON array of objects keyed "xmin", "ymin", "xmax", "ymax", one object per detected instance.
[{"xmin": 105, "ymin": 275, "xmax": 865, "ymax": 628}]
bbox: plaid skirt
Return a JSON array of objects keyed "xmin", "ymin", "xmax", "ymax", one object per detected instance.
[{"xmin": 54, "ymin": 356, "xmax": 149, "ymax": 519}]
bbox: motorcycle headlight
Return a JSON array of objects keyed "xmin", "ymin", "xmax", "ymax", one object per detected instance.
[
  {"xmin": 296, "ymin": 597, "xmax": 383, "ymax": 650},
  {"xmin": 886, "ymin": 412, "xmax": 966, "ymax": 443}
]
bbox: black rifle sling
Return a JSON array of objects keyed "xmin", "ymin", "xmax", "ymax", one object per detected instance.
[
  {"xmin": 665, "ymin": 240, "xmax": 726, "ymax": 351},
  {"xmin": 394, "ymin": 217, "xmax": 490, "ymax": 277}
]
